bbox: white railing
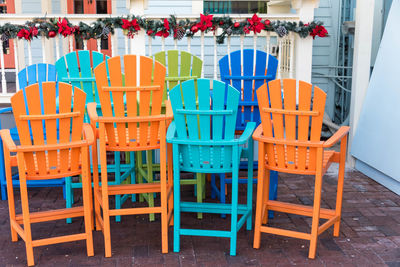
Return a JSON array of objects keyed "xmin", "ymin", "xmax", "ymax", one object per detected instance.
[{"xmin": 0, "ymin": 13, "xmax": 301, "ymax": 103}]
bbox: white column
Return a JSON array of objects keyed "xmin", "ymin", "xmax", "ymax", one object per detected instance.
[
  {"xmin": 129, "ymin": 0, "xmax": 146, "ymax": 56},
  {"xmin": 348, "ymin": 0, "xmax": 376, "ymax": 166},
  {"xmin": 293, "ymin": 0, "xmax": 320, "ymax": 82}
]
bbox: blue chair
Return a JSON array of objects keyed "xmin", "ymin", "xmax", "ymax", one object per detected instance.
[
  {"xmin": 167, "ymin": 79, "xmax": 255, "ymax": 256},
  {"xmin": 212, "ymin": 49, "xmax": 279, "ymax": 217},
  {"xmin": 56, "ymin": 50, "xmax": 135, "ymax": 223},
  {"xmin": 0, "ymin": 63, "xmax": 65, "ymax": 200}
]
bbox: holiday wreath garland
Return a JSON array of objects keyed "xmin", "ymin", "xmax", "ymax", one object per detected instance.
[{"xmin": 0, "ymin": 14, "xmax": 328, "ymax": 44}]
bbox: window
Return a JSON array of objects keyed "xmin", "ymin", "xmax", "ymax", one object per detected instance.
[{"xmin": 204, "ymin": 1, "xmax": 268, "ymax": 14}]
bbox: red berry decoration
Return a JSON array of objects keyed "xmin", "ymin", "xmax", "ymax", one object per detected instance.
[
  {"xmin": 48, "ymin": 31, "xmax": 56, "ymax": 38},
  {"xmin": 265, "ymin": 20, "xmax": 271, "ymax": 26},
  {"xmin": 219, "ymin": 21, "xmax": 224, "ymax": 25},
  {"xmin": 234, "ymin": 22, "xmax": 240, "ymax": 28}
]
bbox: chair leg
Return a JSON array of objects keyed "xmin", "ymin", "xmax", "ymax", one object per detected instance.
[
  {"xmin": 202, "ymin": 174, "xmax": 206, "ymax": 199},
  {"xmin": 92, "ymin": 144, "xmax": 101, "ymax": 232},
  {"xmin": 196, "ymin": 173, "xmax": 203, "ymax": 219},
  {"xmin": 167, "ymin": 143, "xmax": 174, "ymax": 226},
  {"xmin": 246, "ymin": 138, "xmax": 254, "ymax": 231},
  {"xmin": 4, "ymin": 153, "xmax": 18, "ymax": 242},
  {"xmin": 334, "ymin": 137, "xmax": 347, "ymax": 237},
  {"xmin": 160, "ymin": 142, "xmax": 168, "ymax": 253},
  {"xmin": 65, "ymin": 177, "xmax": 73, "ymax": 224},
  {"xmin": 100, "ymin": 141, "xmax": 112, "ymax": 258},
  {"xmin": 309, "ymin": 148, "xmax": 324, "ymax": 259},
  {"xmin": 254, "ymin": 144, "xmax": 267, "ymax": 249},
  {"xmin": 173, "ymin": 144, "xmax": 181, "ymax": 253},
  {"xmin": 262, "ymin": 169, "xmax": 270, "ymax": 225},
  {"xmin": 18, "ymin": 165, "xmax": 34, "ymax": 266},
  {"xmin": 129, "ymin": 152, "xmax": 136, "ymax": 202},
  {"xmin": 147, "ymin": 150, "xmax": 155, "ymax": 222},
  {"xmin": 115, "ymin": 152, "xmax": 121, "ymax": 223},
  {"xmin": 229, "ymin": 146, "xmax": 239, "ymax": 256},
  {"xmin": 220, "ymin": 174, "xmax": 226, "ymax": 219},
  {"xmin": 211, "ymin": 174, "xmax": 216, "ymax": 199},
  {"xmin": 82, "ymin": 147, "xmax": 94, "ymax": 257},
  {"xmin": 137, "ymin": 152, "xmax": 144, "ymax": 202}
]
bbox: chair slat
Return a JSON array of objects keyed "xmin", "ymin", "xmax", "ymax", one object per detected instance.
[
  {"xmin": 107, "ymin": 56, "xmax": 127, "ymax": 147},
  {"xmin": 153, "ymin": 51, "xmax": 167, "ymax": 101},
  {"xmin": 212, "ymin": 80, "xmax": 224, "ymax": 168},
  {"xmin": 180, "ymin": 51, "xmax": 192, "ymax": 78},
  {"xmin": 308, "ymin": 84, "xmax": 326, "ymax": 170},
  {"xmin": 138, "ymin": 57, "xmax": 152, "ymax": 147},
  {"xmin": 182, "ymin": 79, "xmax": 200, "ymax": 169},
  {"xmin": 256, "ymin": 83, "xmax": 276, "ymax": 167},
  {"xmin": 253, "ymin": 50, "xmax": 267, "ymax": 125},
  {"xmin": 58, "ymin": 82, "xmax": 73, "ymax": 173},
  {"xmin": 269, "ymin": 80, "xmax": 285, "ymax": 169},
  {"xmin": 297, "ymin": 81, "xmax": 313, "ymax": 170},
  {"xmin": 149, "ymin": 60, "xmax": 166, "ymax": 146},
  {"xmin": 197, "ymin": 79, "xmax": 211, "ymax": 167},
  {"xmin": 25, "ymin": 84, "xmax": 47, "ymax": 175},
  {"xmin": 283, "ymin": 79, "xmax": 297, "ymax": 170},
  {"xmin": 167, "ymin": 50, "xmax": 179, "ymax": 90},
  {"xmin": 70, "ymin": 84, "xmax": 86, "ymax": 171},
  {"xmin": 11, "ymin": 91, "xmax": 35, "ymax": 176},
  {"xmin": 242, "ymin": 50, "xmax": 254, "ymax": 126},
  {"xmin": 65, "ymin": 52, "xmax": 81, "ymax": 90},
  {"xmin": 94, "ymin": 60, "xmax": 116, "ymax": 147},
  {"xmin": 78, "ymin": 50, "xmax": 95, "ymax": 103},
  {"xmin": 124, "ymin": 55, "xmax": 138, "ymax": 146},
  {"xmin": 42, "ymin": 82, "xmax": 58, "ymax": 175}
]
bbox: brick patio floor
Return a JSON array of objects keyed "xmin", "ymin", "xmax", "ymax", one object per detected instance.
[{"xmin": 0, "ymin": 165, "xmax": 400, "ymax": 266}]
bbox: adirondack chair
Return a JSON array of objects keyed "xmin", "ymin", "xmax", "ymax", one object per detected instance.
[
  {"xmin": 212, "ymin": 49, "xmax": 279, "ymax": 217},
  {"xmin": 253, "ymin": 79, "xmax": 349, "ymax": 259},
  {"xmin": 154, "ymin": 50, "xmax": 205, "ymax": 219},
  {"xmin": 90, "ymin": 55, "xmax": 173, "ymax": 257},
  {"xmin": 0, "ymin": 82, "xmax": 94, "ymax": 266},
  {"xmin": 56, "ymin": 50, "xmax": 135, "ymax": 223},
  {"xmin": 0, "ymin": 64, "xmax": 66, "ymax": 201},
  {"xmin": 167, "ymin": 79, "xmax": 255, "ymax": 256}
]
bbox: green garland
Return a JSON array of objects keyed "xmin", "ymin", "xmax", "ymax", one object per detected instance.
[{"xmin": 0, "ymin": 14, "xmax": 328, "ymax": 44}]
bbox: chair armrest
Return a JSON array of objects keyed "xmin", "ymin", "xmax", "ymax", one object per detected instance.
[
  {"xmin": 87, "ymin": 102, "xmax": 99, "ymax": 122},
  {"xmin": 164, "ymin": 99, "xmax": 173, "ymax": 120},
  {"xmin": 238, "ymin": 122, "xmax": 256, "ymax": 144},
  {"xmin": 166, "ymin": 121, "xmax": 177, "ymax": 142},
  {"xmin": 323, "ymin": 126, "xmax": 350, "ymax": 148},
  {"xmin": 82, "ymin": 123, "xmax": 95, "ymax": 145},
  {"xmin": 252, "ymin": 124, "xmax": 264, "ymax": 141},
  {"xmin": 0, "ymin": 107, "xmax": 12, "ymax": 114},
  {"xmin": 0, "ymin": 129, "xmax": 17, "ymax": 152}
]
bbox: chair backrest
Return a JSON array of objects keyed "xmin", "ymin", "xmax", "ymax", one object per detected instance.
[
  {"xmin": 11, "ymin": 82, "xmax": 86, "ymax": 179},
  {"xmin": 55, "ymin": 50, "xmax": 109, "ymax": 105},
  {"xmin": 257, "ymin": 79, "xmax": 326, "ymax": 174},
  {"xmin": 219, "ymin": 49, "xmax": 278, "ymax": 131},
  {"xmin": 154, "ymin": 50, "xmax": 203, "ymax": 101},
  {"xmin": 94, "ymin": 55, "xmax": 166, "ymax": 150},
  {"xmin": 169, "ymin": 79, "xmax": 239, "ymax": 172}
]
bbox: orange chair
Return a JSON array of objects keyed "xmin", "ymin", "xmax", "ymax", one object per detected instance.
[
  {"xmin": 253, "ymin": 79, "xmax": 349, "ymax": 259},
  {"xmin": 0, "ymin": 82, "xmax": 94, "ymax": 266},
  {"xmin": 90, "ymin": 55, "xmax": 173, "ymax": 257}
]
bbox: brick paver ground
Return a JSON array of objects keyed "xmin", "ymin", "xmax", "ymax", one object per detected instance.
[{"xmin": 0, "ymin": 166, "xmax": 399, "ymax": 266}]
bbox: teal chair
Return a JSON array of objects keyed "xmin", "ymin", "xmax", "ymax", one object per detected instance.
[
  {"xmin": 55, "ymin": 50, "xmax": 135, "ymax": 223},
  {"xmin": 167, "ymin": 79, "xmax": 255, "ymax": 256}
]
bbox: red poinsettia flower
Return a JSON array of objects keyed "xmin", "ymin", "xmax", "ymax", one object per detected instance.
[
  {"xmin": 122, "ymin": 19, "xmax": 140, "ymax": 31},
  {"xmin": 247, "ymin": 14, "xmax": 264, "ymax": 33},
  {"xmin": 197, "ymin": 13, "xmax": 213, "ymax": 32},
  {"xmin": 310, "ymin": 25, "xmax": 328, "ymax": 39},
  {"xmin": 17, "ymin": 26, "xmax": 38, "ymax": 41},
  {"xmin": 243, "ymin": 26, "xmax": 250, "ymax": 34},
  {"xmin": 57, "ymin": 18, "xmax": 73, "ymax": 37},
  {"xmin": 155, "ymin": 18, "xmax": 170, "ymax": 38}
]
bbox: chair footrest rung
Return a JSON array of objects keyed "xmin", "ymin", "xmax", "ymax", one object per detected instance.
[
  {"xmin": 260, "ymin": 226, "xmax": 311, "ymax": 240},
  {"xmin": 104, "ymin": 183, "xmax": 161, "ymax": 195},
  {"xmin": 266, "ymin": 200, "xmax": 336, "ymax": 219},
  {"xmin": 109, "ymin": 206, "xmax": 162, "ymax": 216},
  {"xmin": 180, "ymin": 229, "xmax": 231, "ymax": 238},
  {"xmin": 180, "ymin": 202, "xmax": 248, "ymax": 214},
  {"xmin": 32, "ymin": 233, "xmax": 87, "ymax": 247},
  {"xmin": 15, "ymin": 207, "xmax": 84, "ymax": 224}
]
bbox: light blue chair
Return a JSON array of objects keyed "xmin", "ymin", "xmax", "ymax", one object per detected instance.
[
  {"xmin": 167, "ymin": 79, "xmax": 255, "ymax": 256},
  {"xmin": 0, "ymin": 64, "xmax": 65, "ymax": 200},
  {"xmin": 212, "ymin": 49, "xmax": 279, "ymax": 217},
  {"xmin": 56, "ymin": 50, "xmax": 135, "ymax": 223}
]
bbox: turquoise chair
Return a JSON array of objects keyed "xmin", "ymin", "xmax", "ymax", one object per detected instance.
[
  {"xmin": 167, "ymin": 79, "xmax": 255, "ymax": 256},
  {"xmin": 55, "ymin": 50, "xmax": 135, "ymax": 223},
  {"xmin": 0, "ymin": 64, "xmax": 66, "ymax": 200}
]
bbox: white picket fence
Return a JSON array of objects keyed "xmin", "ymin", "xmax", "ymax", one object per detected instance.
[{"xmin": 0, "ymin": 13, "xmax": 301, "ymax": 102}]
